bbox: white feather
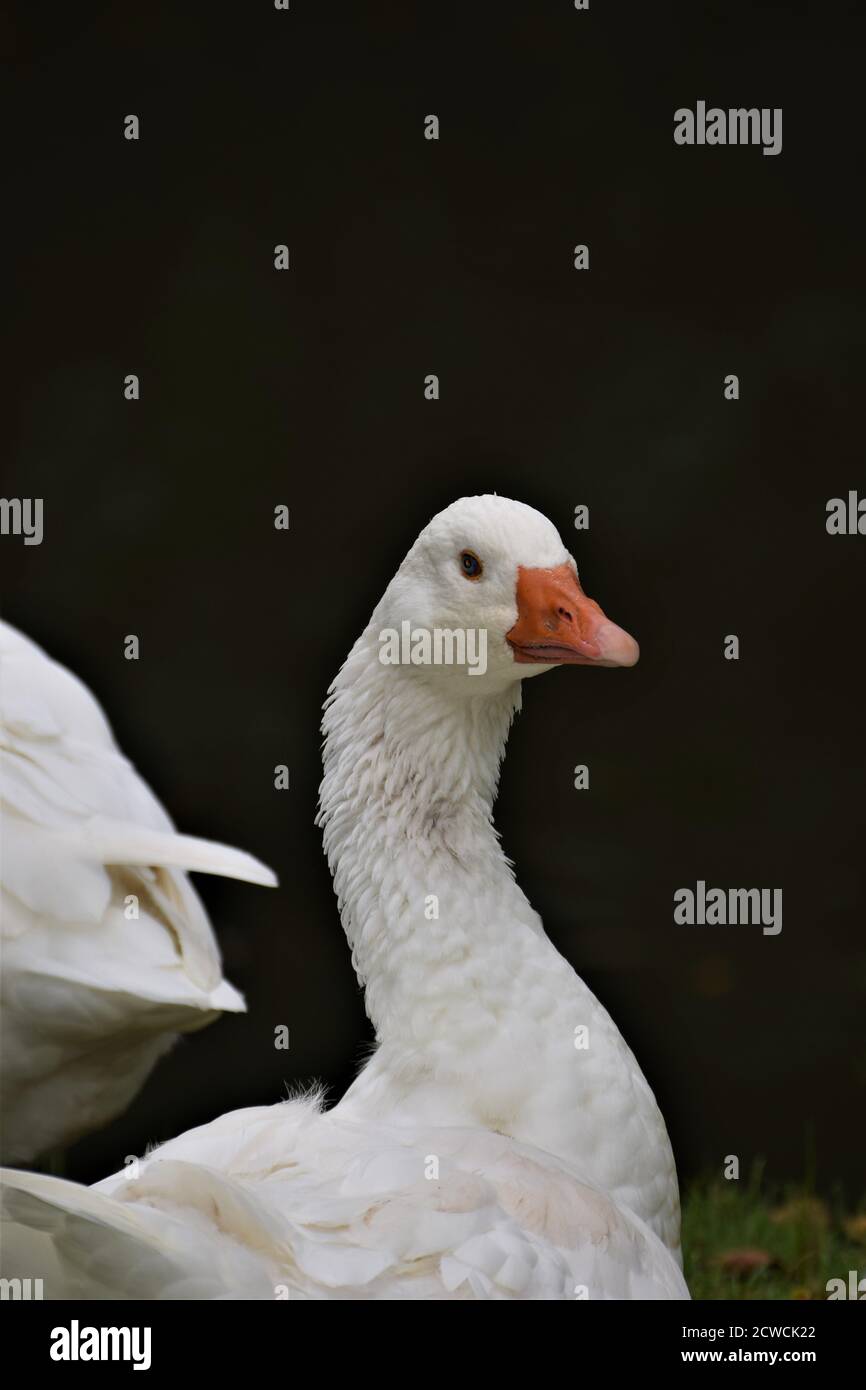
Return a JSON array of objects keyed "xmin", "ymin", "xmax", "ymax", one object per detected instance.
[{"xmin": 0, "ymin": 621, "xmax": 276, "ymax": 1163}]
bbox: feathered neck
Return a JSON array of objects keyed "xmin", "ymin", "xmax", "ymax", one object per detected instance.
[{"xmin": 317, "ymin": 618, "xmax": 533, "ymax": 1037}]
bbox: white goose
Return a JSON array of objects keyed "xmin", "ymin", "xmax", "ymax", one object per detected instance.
[
  {"xmin": 0, "ymin": 621, "xmax": 276, "ymax": 1164},
  {"xmin": 0, "ymin": 496, "xmax": 688, "ymax": 1299}
]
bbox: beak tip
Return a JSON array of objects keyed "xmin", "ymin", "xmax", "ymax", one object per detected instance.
[{"xmin": 598, "ymin": 623, "xmax": 640, "ymax": 668}]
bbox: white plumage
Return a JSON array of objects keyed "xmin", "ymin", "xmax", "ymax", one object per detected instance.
[
  {"xmin": 0, "ymin": 621, "xmax": 276, "ymax": 1163},
  {"xmin": 0, "ymin": 496, "xmax": 688, "ymax": 1299}
]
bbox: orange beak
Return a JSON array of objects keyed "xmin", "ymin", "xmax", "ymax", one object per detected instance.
[{"xmin": 506, "ymin": 563, "xmax": 639, "ymax": 668}]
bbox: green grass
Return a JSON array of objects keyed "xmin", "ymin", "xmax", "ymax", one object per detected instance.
[{"xmin": 683, "ymin": 1164, "xmax": 865, "ymax": 1300}]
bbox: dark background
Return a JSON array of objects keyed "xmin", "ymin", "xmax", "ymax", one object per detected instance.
[{"xmin": 2, "ymin": 1, "xmax": 864, "ymax": 1196}]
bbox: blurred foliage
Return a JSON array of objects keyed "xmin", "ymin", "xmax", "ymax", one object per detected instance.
[{"xmin": 683, "ymin": 1162, "xmax": 865, "ymax": 1300}]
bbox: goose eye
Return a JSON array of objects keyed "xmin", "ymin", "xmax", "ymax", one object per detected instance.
[{"xmin": 459, "ymin": 550, "xmax": 483, "ymax": 580}]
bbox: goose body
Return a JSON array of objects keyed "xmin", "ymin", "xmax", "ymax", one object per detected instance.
[
  {"xmin": 0, "ymin": 622, "xmax": 275, "ymax": 1163},
  {"xmin": 0, "ymin": 497, "xmax": 688, "ymax": 1298}
]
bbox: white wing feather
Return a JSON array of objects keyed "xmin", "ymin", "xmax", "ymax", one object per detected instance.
[{"xmin": 0, "ymin": 621, "xmax": 276, "ymax": 1162}]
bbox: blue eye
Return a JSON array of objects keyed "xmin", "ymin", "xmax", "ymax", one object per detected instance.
[{"xmin": 459, "ymin": 550, "xmax": 483, "ymax": 579}]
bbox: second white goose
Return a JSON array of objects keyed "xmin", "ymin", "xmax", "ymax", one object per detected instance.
[{"xmin": 0, "ymin": 622, "xmax": 276, "ymax": 1164}]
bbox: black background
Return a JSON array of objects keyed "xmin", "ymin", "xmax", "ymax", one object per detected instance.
[{"xmin": 2, "ymin": 1, "xmax": 864, "ymax": 1196}]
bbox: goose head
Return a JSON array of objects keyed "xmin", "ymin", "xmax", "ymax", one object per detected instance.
[{"xmin": 375, "ymin": 494, "xmax": 639, "ymax": 695}]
